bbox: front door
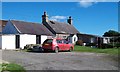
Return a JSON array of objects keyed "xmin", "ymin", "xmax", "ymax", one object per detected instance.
[
  {"xmin": 36, "ymin": 35, "xmax": 41, "ymax": 44},
  {"xmin": 16, "ymin": 35, "xmax": 20, "ymax": 49}
]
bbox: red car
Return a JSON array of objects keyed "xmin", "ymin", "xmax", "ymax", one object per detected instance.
[{"xmin": 42, "ymin": 38, "xmax": 74, "ymax": 53}]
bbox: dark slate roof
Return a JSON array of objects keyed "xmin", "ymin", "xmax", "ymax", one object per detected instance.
[
  {"xmin": 46, "ymin": 20, "xmax": 79, "ymax": 34},
  {"xmin": 0, "ymin": 20, "xmax": 8, "ymax": 32},
  {"xmin": 11, "ymin": 20, "xmax": 53, "ymax": 36}
]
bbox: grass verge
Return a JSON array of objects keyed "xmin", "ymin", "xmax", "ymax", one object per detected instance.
[
  {"xmin": 1, "ymin": 63, "xmax": 26, "ymax": 72},
  {"xmin": 74, "ymin": 45, "xmax": 119, "ymax": 55}
]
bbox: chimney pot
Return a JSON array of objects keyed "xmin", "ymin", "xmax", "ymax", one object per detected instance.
[
  {"xmin": 42, "ymin": 11, "xmax": 48, "ymax": 23},
  {"xmin": 67, "ymin": 16, "xmax": 72, "ymax": 25},
  {"xmin": 44, "ymin": 11, "xmax": 47, "ymax": 15}
]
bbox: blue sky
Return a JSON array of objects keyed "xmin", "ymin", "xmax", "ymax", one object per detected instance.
[{"xmin": 1, "ymin": 2, "xmax": 118, "ymax": 36}]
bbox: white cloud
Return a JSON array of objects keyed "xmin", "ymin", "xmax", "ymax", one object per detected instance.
[
  {"xmin": 79, "ymin": 1, "xmax": 93, "ymax": 8},
  {"xmin": 49, "ymin": 16, "xmax": 67, "ymax": 21},
  {"xmin": 78, "ymin": 0, "xmax": 106, "ymax": 8},
  {"xmin": 49, "ymin": 18, "xmax": 58, "ymax": 21}
]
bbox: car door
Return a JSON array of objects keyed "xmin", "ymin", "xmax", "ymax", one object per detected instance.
[
  {"xmin": 63, "ymin": 40, "xmax": 71, "ymax": 50},
  {"xmin": 63, "ymin": 40, "xmax": 68, "ymax": 50},
  {"xmin": 56, "ymin": 39, "xmax": 64, "ymax": 50}
]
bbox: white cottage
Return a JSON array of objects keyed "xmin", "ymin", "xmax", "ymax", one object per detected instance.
[
  {"xmin": 42, "ymin": 12, "xmax": 79, "ymax": 44},
  {"xmin": 0, "ymin": 20, "xmax": 53, "ymax": 49},
  {"xmin": 0, "ymin": 12, "xmax": 80, "ymax": 49}
]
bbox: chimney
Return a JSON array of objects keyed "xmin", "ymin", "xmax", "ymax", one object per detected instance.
[
  {"xmin": 67, "ymin": 16, "xmax": 72, "ymax": 25},
  {"xmin": 42, "ymin": 11, "xmax": 48, "ymax": 23}
]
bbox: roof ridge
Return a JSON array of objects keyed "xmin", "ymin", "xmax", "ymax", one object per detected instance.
[
  {"xmin": 11, "ymin": 20, "xmax": 41, "ymax": 25},
  {"xmin": 49, "ymin": 20, "xmax": 70, "ymax": 25}
]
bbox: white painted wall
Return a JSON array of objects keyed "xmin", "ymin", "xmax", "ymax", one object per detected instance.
[
  {"xmin": 72, "ymin": 34, "xmax": 78, "ymax": 44},
  {"xmin": 2, "ymin": 35, "xmax": 15, "ymax": 49},
  {"xmin": 0, "ymin": 34, "xmax": 49, "ymax": 49},
  {"xmin": 103, "ymin": 37, "xmax": 111, "ymax": 44},
  {"xmin": 0, "ymin": 35, "xmax": 2, "ymax": 49},
  {"xmin": 20, "ymin": 34, "xmax": 36, "ymax": 49},
  {"xmin": 41, "ymin": 35, "xmax": 47, "ymax": 44}
]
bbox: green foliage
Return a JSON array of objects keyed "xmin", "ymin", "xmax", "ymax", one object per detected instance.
[
  {"xmin": 114, "ymin": 43, "xmax": 120, "ymax": 48},
  {"xmin": 115, "ymin": 37, "xmax": 120, "ymax": 42},
  {"xmin": 110, "ymin": 37, "xmax": 120, "ymax": 42},
  {"xmin": 2, "ymin": 63, "xmax": 26, "ymax": 72},
  {"xmin": 103, "ymin": 30, "xmax": 120, "ymax": 37},
  {"xmin": 100, "ymin": 43, "xmax": 120, "ymax": 49},
  {"xmin": 74, "ymin": 45, "xmax": 118, "ymax": 55},
  {"xmin": 101, "ymin": 44, "xmax": 113, "ymax": 49}
]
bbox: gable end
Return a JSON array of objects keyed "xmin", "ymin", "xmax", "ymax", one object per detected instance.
[{"xmin": 2, "ymin": 20, "xmax": 20, "ymax": 34}]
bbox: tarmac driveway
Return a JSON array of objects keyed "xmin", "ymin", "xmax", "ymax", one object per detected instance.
[{"xmin": 1, "ymin": 50, "xmax": 118, "ymax": 70}]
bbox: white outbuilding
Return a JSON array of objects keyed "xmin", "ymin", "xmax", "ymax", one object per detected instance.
[{"xmin": 0, "ymin": 20, "xmax": 53, "ymax": 49}]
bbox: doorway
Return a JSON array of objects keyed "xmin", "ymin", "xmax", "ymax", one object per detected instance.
[
  {"xmin": 16, "ymin": 35, "xmax": 20, "ymax": 49},
  {"xmin": 36, "ymin": 35, "xmax": 41, "ymax": 44}
]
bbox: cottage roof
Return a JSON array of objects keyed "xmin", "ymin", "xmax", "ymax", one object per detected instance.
[
  {"xmin": 10, "ymin": 20, "xmax": 53, "ymax": 36},
  {"xmin": 45, "ymin": 20, "xmax": 79, "ymax": 34}
]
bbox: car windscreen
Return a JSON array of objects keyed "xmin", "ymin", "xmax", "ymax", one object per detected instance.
[{"xmin": 44, "ymin": 39, "xmax": 53, "ymax": 43}]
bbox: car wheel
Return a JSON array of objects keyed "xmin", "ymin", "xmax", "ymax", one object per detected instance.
[
  {"xmin": 69, "ymin": 47, "xmax": 73, "ymax": 52},
  {"xmin": 55, "ymin": 47, "xmax": 59, "ymax": 53}
]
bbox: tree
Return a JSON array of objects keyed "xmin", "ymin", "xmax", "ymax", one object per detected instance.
[
  {"xmin": 103, "ymin": 30, "xmax": 120, "ymax": 48},
  {"xmin": 103, "ymin": 30, "xmax": 120, "ymax": 37}
]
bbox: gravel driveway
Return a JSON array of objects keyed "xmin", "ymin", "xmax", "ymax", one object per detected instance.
[{"xmin": 1, "ymin": 50, "xmax": 118, "ymax": 70}]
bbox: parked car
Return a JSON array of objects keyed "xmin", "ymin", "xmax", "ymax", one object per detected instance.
[
  {"xmin": 42, "ymin": 38, "xmax": 74, "ymax": 53},
  {"xmin": 24, "ymin": 44, "xmax": 34, "ymax": 50},
  {"xmin": 24, "ymin": 44, "xmax": 41, "ymax": 50},
  {"xmin": 32, "ymin": 45, "xmax": 43, "ymax": 52}
]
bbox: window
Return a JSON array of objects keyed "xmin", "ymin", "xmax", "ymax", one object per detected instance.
[
  {"xmin": 74, "ymin": 37, "xmax": 76, "ymax": 41},
  {"xmin": 63, "ymin": 40, "xmax": 69, "ymax": 44},
  {"xmin": 63, "ymin": 36, "xmax": 67, "ymax": 39},
  {"xmin": 63, "ymin": 40, "xmax": 66, "ymax": 44},
  {"xmin": 56, "ymin": 40, "xmax": 63, "ymax": 44}
]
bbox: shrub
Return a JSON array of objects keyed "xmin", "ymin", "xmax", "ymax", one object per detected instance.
[
  {"xmin": 86, "ymin": 43, "xmax": 96, "ymax": 46},
  {"xmin": 101, "ymin": 44, "xmax": 113, "ymax": 49},
  {"xmin": 114, "ymin": 43, "xmax": 120, "ymax": 48},
  {"xmin": 76, "ymin": 40, "xmax": 83, "ymax": 46}
]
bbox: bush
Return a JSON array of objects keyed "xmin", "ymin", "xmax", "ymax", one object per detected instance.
[
  {"xmin": 76, "ymin": 40, "xmax": 83, "ymax": 46},
  {"xmin": 86, "ymin": 43, "xmax": 96, "ymax": 46},
  {"xmin": 114, "ymin": 43, "xmax": 120, "ymax": 48},
  {"xmin": 101, "ymin": 44, "xmax": 113, "ymax": 49}
]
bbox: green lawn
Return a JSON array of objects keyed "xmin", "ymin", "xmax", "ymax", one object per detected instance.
[
  {"xmin": 74, "ymin": 45, "xmax": 119, "ymax": 55},
  {"xmin": 1, "ymin": 63, "xmax": 26, "ymax": 72}
]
